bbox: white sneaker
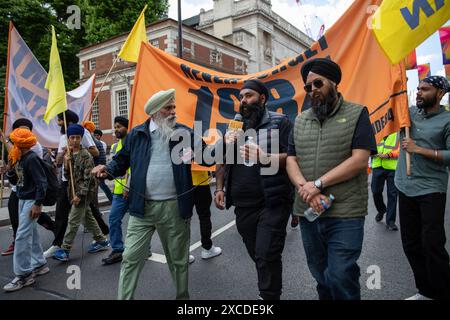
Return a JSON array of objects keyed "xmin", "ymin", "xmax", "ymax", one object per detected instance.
[
  {"xmin": 201, "ymin": 245, "xmax": 222, "ymax": 260},
  {"xmin": 44, "ymin": 245, "xmax": 60, "ymax": 258},
  {"xmin": 189, "ymin": 255, "xmax": 195, "ymax": 264},
  {"xmin": 405, "ymin": 293, "xmax": 432, "ymax": 300}
]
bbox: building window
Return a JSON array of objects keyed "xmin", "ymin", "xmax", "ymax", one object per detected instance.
[
  {"xmin": 113, "ymin": 51, "xmax": 124, "ymax": 63},
  {"xmin": 234, "ymin": 59, "xmax": 245, "ymax": 74},
  {"xmin": 89, "ymin": 58, "xmax": 96, "ymax": 70},
  {"xmin": 263, "ymin": 31, "xmax": 272, "ymax": 61},
  {"xmin": 115, "ymin": 89, "xmax": 128, "ymax": 118},
  {"xmin": 92, "ymin": 99, "xmax": 99, "ymax": 127},
  {"xmin": 210, "ymin": 50, "xmax": 222, "ymax": 65},
  {"xmin": 150, "ymin": 39, "xmax": 159, "ymax": 48}
]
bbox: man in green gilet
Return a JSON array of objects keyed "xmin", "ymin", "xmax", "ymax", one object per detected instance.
[{"xmin": 286, "ymin": 58, "xmax": 376, "ymax": 300}]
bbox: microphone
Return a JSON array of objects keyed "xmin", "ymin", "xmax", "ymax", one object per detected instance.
[{"xmin": 228, "ymin": 113, "xmax": 243, "ymax": 131}]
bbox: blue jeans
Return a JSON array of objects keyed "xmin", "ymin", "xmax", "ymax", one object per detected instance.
[
  {"xmin": 299, "ymin": 217, "xmax": 365, "ymax": 300},
  {"xmin": 109, "ymin": 194, "xmax": 129, "ymax": 253},
  {"xmin": 14, "ymin": 199, "xmax": 47, "ymax": 277},
  {"xmin": 99, "ymin": 180, "xmax": 113, "ymax": 203}
]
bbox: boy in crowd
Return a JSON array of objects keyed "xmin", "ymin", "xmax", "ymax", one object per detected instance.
[{"xmin": 53, "ymin": 124, "xmax": 109, "ymax": 262}]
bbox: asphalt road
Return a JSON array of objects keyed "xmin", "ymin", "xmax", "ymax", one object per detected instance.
[{"xmin": 0, "ymin": 180, "xmax": 449, "ymax": 300}]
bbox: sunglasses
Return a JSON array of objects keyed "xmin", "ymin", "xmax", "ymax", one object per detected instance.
[{"xmin": 304, "ymin": 79, "xmax": 324, "ymax": 93}]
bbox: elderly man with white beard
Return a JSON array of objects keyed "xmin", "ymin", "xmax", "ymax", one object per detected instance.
[{"xmin": 92, "ymin": 89, "xmax": 214, "ymax": 300}]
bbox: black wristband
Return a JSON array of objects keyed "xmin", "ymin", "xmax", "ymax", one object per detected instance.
[{"xmin": 214, "ymin": 189, "xmax": 224, "ymax": 195}]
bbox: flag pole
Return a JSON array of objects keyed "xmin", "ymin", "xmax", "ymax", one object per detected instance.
[
  {"xmin": 63, "ymin": 112, "xmax": 76, "ymax": 199},
  {"xmin": 178, "ymin": 0, "xmax": 183, "ymax": 59},
  {"xmin": 0, "ymin": 142, "xmax": 4, "ymax": 208},
  {"xmin": 405, "ymin": 127, "xmax": 411, "ymax": 176},
  {"xmin": 83, "ymin": 56, "xmax": 119, "ymax": 122}
]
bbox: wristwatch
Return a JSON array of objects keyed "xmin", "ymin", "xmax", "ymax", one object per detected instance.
[{"xmin": 314, "ymin": 179, "xmax": 323, "ymax": 191}]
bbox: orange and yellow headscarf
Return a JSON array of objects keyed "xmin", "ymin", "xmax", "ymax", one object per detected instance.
[
  {"xmin": 8, "ymin": 128, "xmax": 37, "ymax": 165},
  {"xmin": 82, "ymin": 121, "xmax": 96, "ymax": 134}
]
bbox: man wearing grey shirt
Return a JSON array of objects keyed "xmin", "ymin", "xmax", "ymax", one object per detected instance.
[{"xmin": 395, "ymin": 75, "xmax": 450, "ymax": 300}]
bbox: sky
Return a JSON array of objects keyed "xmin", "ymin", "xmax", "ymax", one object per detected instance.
[{"xmin": 168, "ymin": 0, "xmax": 449, "ymax": 104}]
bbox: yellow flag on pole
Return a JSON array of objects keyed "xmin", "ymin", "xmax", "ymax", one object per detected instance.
[
  {"xmin": 118, "ymin": 5, "xmax": 149, "ymax": 62},
  {"xmin": 44, "ymin": 26, "xmax": 67, "ymax": 124},
  {"xmin": 372, "ymin": 0, "xmax": 450, "ymax": 64}
]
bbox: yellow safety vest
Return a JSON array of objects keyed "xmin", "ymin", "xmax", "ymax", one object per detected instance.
[
  {"xmin": 112, "ymin": 139, "xmax": 130, "ymax": 195},
  {"xmin": 372, "ymin": 132, "xmax": 399, "ymax": 170},
  {"xmin": 191, "ymin": 170, "xmax": 210, "ymax": 186}
]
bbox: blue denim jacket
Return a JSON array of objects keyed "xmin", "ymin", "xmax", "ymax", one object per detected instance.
[{"xmin": 107, "ymin": 118, "xmax": 213, "ymax": 219}]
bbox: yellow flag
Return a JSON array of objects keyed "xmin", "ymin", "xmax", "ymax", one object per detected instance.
[
  {"xmin": 44, "ymin": 26, "xmax": 67, "ymax": 124},
  {"xmin": 118, "ymin": 5, "xmax": 148, "ymax": 62},
  {"xmin": 372, "ymin": 0, "xmax": 450, "ymax": 64}
]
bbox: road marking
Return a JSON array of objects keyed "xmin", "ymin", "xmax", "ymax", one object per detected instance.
[
  {"xmin": 148, "ymin": 219, "xmax": 236, "ymax": 264},
  {"xmin": 189, "ymin": 219, "xmax": 236, "ymax": 252},
  {"xmin": 148, "ymin": 253, "xmax": 167, "ymax": 264}
]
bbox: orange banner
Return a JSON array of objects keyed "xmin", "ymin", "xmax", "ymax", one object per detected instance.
[{"xmin": 130, "ymin": 0, "xmax": 409, "ymax": 144}]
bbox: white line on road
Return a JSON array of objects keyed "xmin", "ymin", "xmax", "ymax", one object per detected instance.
[
  {"xmin": 189, "ymin": 219, "xmax": 236, "ymax": 252},
  {"xmin": 148, "ymin": 219, "xmax": 236, "ymax": 264}
]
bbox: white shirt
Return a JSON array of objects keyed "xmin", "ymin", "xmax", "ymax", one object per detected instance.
[
  {"xmin": 149, "ymin": 119, "xmax": 158, "ymax": 133},
  {"xmin": 58, "ymin": 128, "xmax": 96, "ymax": 181}
]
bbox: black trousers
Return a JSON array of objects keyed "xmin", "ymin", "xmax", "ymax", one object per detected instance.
[
  {"xmin": 234, "ymin": 203, "xmax": 291, "ymax": 300},
  {"xmin": 53, "ymin": 182, "xmax": 71, "ymax": 246},
  {"xmin": 399, "ymin": 191, "xmax": 450, "ymax": 300},
  {"xmin": 90, "ymin": 202, "xmax": 109, "ymax": 236},
  {"xmin": 371, "ymin": 167, "xmax": 398, "ymax": 224},
  {"xmin": 193, "ymin": 185, "xmax": 213, "ymax": 250},
  {"xmin": 8, "ymin": 191, "xmax": 55, "ymax": 241}
]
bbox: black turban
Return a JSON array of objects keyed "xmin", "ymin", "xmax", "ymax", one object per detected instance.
[
  {"xmin": 114, "ymin": 116, "xmax": 129, "ymax": 129},
  {"xmin": 301, "ymin": 58, "xmax": 342, "ymax": 84},
  {"xmin": 12, "ymin": 118, "xmax": 33, "ymax": 131},
  {"xmin": 57, "ymin": 110, "xmax": 79, "ymax": 124},
  {"xmin": 422, "ymin": 76, "xmax": 450, "ymax": 93},
  {"xmin": 241, "ymin": 79, "xmax": 269, "ymax": 98}
]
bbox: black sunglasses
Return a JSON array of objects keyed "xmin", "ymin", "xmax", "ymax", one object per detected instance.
[{"xmin": 304, "ymin": 79, "xmax": 324, "ymax": 93}]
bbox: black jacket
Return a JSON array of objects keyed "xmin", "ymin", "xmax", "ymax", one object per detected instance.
[
  {"xmin": 224, "ymin": 109, "xmax": 294, "ymax": 209},
  {"xmin": 13, "ymin": 151, "xmax": 47, "ymax": 205}
]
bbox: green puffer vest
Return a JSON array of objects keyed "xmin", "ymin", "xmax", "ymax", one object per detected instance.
[{"xmin": 293, "ymin": 96, "xmax": 368, "ymax": 218}]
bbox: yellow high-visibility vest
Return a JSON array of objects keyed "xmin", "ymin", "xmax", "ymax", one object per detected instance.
[
  {"xmin": 372, "ymin": 132, "xmax": 399, "ymax": 170},
  {"xmin": 112, "ymin": 139, "xmax": 130, "ymax": 195},
  {"xmin": 191, "ymin": 170, "xmax": 209, "ymax": 186}
]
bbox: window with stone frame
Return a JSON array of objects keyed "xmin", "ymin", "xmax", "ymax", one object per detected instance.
[{"xmin": 115, "ymin": 89, "xmax": 128, "ymax": 118}]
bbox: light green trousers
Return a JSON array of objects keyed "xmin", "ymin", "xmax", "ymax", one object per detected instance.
[
  {"xmin": 62, "ymin": 198, "xmax": 106, "ymax": 251},
  {"xmin": 118, "ymin": 199, "xmax": 191, "ymax": 300}
]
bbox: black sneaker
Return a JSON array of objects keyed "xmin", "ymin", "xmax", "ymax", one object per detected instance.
[
  {"xmin": 375, "ymin": 212, "xmax": 385, "ymax": 222},
  {"xmin": 102, "ymin": 251, "xmax": 123, "ymax": 265},
  {"xmin": 387, "ymin": 222, "xmax": 399, "ymax": 231}
]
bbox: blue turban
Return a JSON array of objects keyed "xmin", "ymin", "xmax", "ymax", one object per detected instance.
[{"xmin": 66, "ymin": 124, "xmax": 85, "ymax": 137}]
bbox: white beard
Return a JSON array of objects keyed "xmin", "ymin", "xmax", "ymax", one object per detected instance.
[{"xmin": 154, "ymin": 112, "xmax": 176, "ymax": 144}]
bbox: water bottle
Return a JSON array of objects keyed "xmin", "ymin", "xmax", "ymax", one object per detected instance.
[
  {"xmin": 243, "ymin": 136, "xmax": 256, "ymax": 167},
  {"xmin": 304, "ymin": 194, "xmax": 335, "ymax": 222}
]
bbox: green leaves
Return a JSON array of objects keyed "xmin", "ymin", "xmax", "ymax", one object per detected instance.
[{"xmin": 0, "ymin": 0, "xmax": 169, "ymax": 128}]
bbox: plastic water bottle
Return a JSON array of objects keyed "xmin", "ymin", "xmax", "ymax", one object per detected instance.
[
  {"xmin": 243, "ymin": 136, "xmax": 256, "ymax": 167},
  {"xmin": 304, "ymin": 194, "xmax": 335, "ymax": 222}
]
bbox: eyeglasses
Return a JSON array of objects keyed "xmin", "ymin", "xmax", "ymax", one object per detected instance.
[{"xmin": 304, "ymin": 79, "xmax": 324, "ymax": 93}]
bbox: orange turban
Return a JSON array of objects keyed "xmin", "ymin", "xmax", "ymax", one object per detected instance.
[
  {"xmin": 8, "ymin": 128, "xmax": 37, "ymax": 165},
  {"xmin": 82, "ymin": 121, "xmax": 96, "ymax": 134}
]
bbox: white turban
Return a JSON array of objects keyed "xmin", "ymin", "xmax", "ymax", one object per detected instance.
[{"xmin": 144, "ymin": 89, "xmax": 175, "ymax": 115}]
